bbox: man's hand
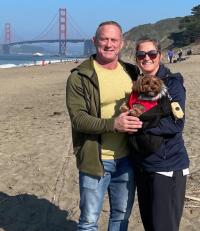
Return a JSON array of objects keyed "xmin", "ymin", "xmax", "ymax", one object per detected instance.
[{"xmin": 114, "ymin": 111, "xmax": 143, "ymax": 133}]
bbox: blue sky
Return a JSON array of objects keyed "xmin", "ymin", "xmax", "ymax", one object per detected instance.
[{"xmin": 0, "ymin": 0, "xmax": 199, "ymax": 41}]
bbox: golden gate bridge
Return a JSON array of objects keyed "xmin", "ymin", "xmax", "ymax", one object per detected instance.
[{"xmin": 1, "ymin": 8, "xmax": 94, "ymax": 57}]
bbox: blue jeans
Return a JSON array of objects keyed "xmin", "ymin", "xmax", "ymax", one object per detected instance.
[{"xmin": 78, "ymin": 156, "xmax": 135, "ymax": 231}]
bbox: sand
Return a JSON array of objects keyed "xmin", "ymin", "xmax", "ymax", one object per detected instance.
[{"xmin": 0, "ymin": 56, "xmax": 199, "ymax": 231}]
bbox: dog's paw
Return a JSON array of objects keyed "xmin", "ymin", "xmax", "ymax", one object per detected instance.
[
  {"xmin": 130, "ymin": 104, "xmax": 145, "ymax": 117},
  {"xmin": 120, "ymin": 102, "xmax": 129, "ymax": 112}
]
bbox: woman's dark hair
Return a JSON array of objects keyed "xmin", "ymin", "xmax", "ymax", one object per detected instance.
[{"xmin": 135, "ymin": 37, "xmax": 161, "ymax": 52}]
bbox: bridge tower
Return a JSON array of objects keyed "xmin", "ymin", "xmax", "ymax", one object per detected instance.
[
  {"xmin": 3, "ymin": 23, "xmax": 11, "ymax": 54},
  {"xmin": 59, "ymin": 8, "xmax": 67, "ymax": 55},
  {"xmin": 5, "ymin": 23, "xmax": 11, "ymax": 43},
  {"xmin": 84, "ymin": 39, "xmax": 95, "ymax": 56}
]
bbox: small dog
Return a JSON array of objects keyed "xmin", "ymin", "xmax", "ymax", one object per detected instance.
[
  {"xmin": 121, "ymin": 75, "xmax": 171, "ymax": 156},
  {"xmin": 120, "ymin": 75, "xmax": 168, "ymax": 117}
]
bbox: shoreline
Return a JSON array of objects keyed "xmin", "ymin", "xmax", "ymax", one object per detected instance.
[{"xmin": 0, "ymin": 57, "xmax": 83, "ymax": 69}]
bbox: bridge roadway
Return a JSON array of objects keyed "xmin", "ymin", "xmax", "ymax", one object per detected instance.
[
  {"xmin": 8, "ymin": 39, "xmax": 86, "ymax": 45},
  {"xmin": 1, "ymin": 39, "xmax": 94, "ymax": 56}
]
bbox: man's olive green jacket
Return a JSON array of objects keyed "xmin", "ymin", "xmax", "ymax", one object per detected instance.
[{"xmin": 66, "ymin": 55, "xmax": 139, "ymax": 176}]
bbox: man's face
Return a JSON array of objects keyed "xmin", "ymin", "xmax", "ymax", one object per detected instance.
[{"xmin": 93, "ymin": 24, "xmax": 124, "ymax": 64}]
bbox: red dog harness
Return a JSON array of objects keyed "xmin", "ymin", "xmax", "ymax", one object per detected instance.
[{"xmin": 128, "ymin": 92, "xmax": 158, "ymax": 112}]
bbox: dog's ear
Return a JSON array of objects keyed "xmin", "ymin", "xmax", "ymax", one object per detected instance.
[
  {"xmin": 132, "ymin": 76, "xmax": 143, "ymax": 92},
  {"xmin": 132, "ymin": 80, "xmax": 138, "ymax": 92}
]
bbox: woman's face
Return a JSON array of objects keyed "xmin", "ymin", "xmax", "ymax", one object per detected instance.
[{"xmin": 136, "ymin": 41, "xmax": 162, "ymax": 75}]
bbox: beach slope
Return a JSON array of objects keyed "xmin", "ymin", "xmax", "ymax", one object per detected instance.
[{"xmin": 0, "ymin": 57, "xmax": 199, "ymax": 230}]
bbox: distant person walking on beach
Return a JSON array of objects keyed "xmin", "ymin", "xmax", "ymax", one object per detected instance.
[
  {"xmin": 66, "ymin": 21, "xmax": 142, "ymax": 230},
  {"xmin": 131, "ymin": 37, "xmax": 190, "ymax": 231},
  {"xmin": 167, "ymin": 48, "xmax": 175, "ymax": 63},
  {"xmin": 187, "ymin": 48, "xmax": 192, "ymax": 55},
  {"xmin": 178, "ymin": 48, "xmax": 183, "ymax": 61}
]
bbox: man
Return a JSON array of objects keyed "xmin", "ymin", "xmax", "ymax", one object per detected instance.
[{"xmin": 66, "ymin": 21, "xmax": 142, "ymax": 230}]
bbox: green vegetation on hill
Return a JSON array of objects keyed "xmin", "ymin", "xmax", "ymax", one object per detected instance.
[
  {"xmin": 170, "ymin": 5, "xmax": 200, "ymax": 46},
  {"xmin": 121, "ymin": 17, "xmax": 182, "ymax": 58},
  {"xmin": 124, "ymin": 17, "xmax": 182, "ymax": 42},
  {"xmin": 121, "ymin": 4, "xmax": 200, "ymax": 58}
]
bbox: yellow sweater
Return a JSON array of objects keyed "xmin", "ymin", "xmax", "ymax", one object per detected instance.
[{"xmin": 94, "ymin": 61, "xmax": 132, "ymax": 160}]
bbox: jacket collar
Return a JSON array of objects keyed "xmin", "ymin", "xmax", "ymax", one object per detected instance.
[
  {"xmin": 72, "ymin": 54, "xmax": 136, "ymax": 76},
  {"xmin": 71, "ymin": 54, "xmax": 138, "ymax": 87},
  {"xmin": 156, "ymin": 64, "xmax": 171, "ymax": 79},
  {"xmin": 70, "ymin": 55, "xmax": 98, "ymax": 87},
  {"xmin": 71, "ymin": 55, "xmax": 95, "ymax": 78}
]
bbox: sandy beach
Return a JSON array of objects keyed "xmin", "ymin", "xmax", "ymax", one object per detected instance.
[{"xmin": 0, "ymin": 56, "xmax": 199, "ymax": 231}]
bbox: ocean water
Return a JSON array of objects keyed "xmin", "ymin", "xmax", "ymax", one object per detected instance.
[{"xmin": 0, "ymin": 54, "xmax": 84, "ymax": 68}]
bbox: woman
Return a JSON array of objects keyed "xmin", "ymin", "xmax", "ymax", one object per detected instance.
[{"xmin": 131, "ymin": 37, "xmax": 189, "ymax": 231}]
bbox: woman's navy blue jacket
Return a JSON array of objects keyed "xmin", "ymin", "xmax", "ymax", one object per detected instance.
[{"xmin": 131, "ymin": 64, "xmax": 189, "ymax": 172}]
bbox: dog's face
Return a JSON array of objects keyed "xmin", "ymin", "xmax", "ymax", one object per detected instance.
[{"xmin": 133, "ymin": 75, "xmax": 163, "ymax": 97}]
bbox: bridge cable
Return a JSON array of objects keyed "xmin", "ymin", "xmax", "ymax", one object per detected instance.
[
  {"xmin": 32, "ymin": 11, "xmax": 58, "ymax": 40},
  {"xmin": 68, "ymin": 12, "xmax": 89, "ymax": 39}
]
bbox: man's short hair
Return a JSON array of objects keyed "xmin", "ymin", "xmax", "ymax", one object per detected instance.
[{"xmin": 95, "ymin": 21, "xmax": 123, "ymax": 38}]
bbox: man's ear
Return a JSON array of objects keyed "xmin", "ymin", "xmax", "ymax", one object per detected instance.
[{"xmin": 93, "ymin": 36, "xmax": 96, "ymax": 46}]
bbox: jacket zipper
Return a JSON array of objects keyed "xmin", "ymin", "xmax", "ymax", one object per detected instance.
[{"xmin": 163, "ymin": 138, "xmax": 166, "ymax": 159}]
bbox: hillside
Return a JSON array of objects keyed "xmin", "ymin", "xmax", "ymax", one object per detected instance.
[{"xmin": 121, "ymin": 17, "xmax": 183, "ymax": 59}]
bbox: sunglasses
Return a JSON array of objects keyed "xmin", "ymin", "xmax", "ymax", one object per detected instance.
[{"xmin": 136, "ymin": 50, "xmax": 159, "ymax": 60}]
